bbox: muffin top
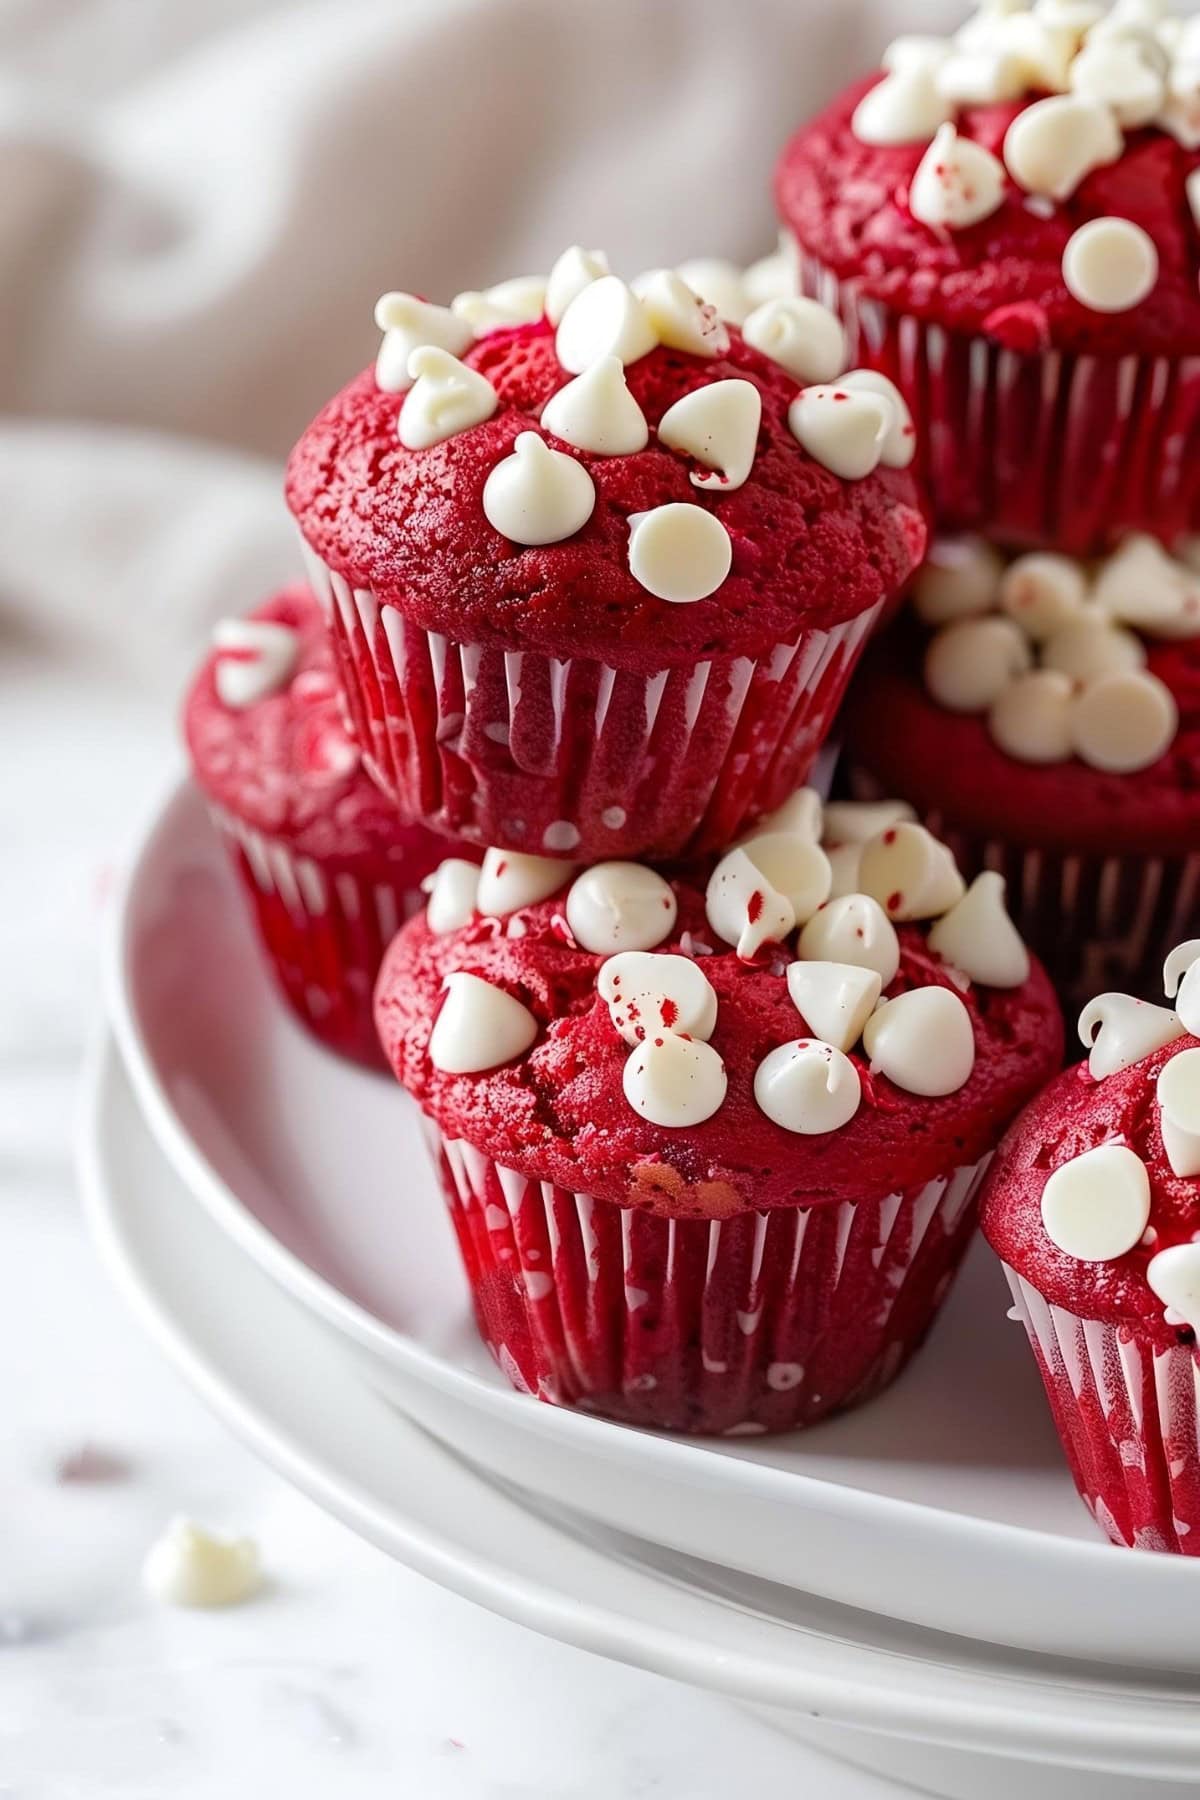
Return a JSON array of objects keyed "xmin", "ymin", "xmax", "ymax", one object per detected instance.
[
  {"xmin": 843, "ymin": 535, "xmax": 1200, "ymax": 854},
  {"xmin": 375, "ymin": 792, "xmax": 1062, "ymax": 1219},
  {"xmin": 184, "ymin": 588, "xmax": 454, "ymax": 871},
  {"xmin": 285, "ymin": 250, "xmax": 927, "ymax": 673},
  {"xmin": 775, "ymin": 2, "xmax": 1200, "ymax": 356},
  {"xmin": 981, "ymin": 943, "xmax": 1200, "ymax": 1343}
]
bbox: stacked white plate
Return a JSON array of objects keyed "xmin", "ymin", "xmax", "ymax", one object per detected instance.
[{"xmin": 86, "ymin": 781, "xmax": 1200, "ymax": 1800}]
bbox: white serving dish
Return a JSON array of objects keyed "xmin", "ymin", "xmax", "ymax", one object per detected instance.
[
  {"xmin": 80, "ymin": 1038, "xmax": 1200, "ymax": 1800},
  {"xmin": 105, "ymin": 781, "xmax": 1200, "ymax": 1672}
]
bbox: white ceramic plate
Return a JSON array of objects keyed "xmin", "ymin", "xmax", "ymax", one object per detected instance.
[
  {"xmin": 106, "ymin": 781, "xmax": 1200, "ymax": 1672},
  {"xmin": 79, "ymin": 1037, "xmax": 1200, "ymax": 1800}
]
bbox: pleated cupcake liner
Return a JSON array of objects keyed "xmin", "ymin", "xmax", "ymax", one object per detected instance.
[
  {"xmin": 798, "ymin": 248, "xmax": 1200, "ymax": 554},
  {"xmin": 1004, "ymin": 1267, "xmax": 1200, "ymax": 1555},
  {"xmin": 300, "ymin": 540, "xmax": 881, "ymax": 861},
  {"xmin": 211, "ymin": 806, "xmax": 426, "ymax": 1069},
  {"xmin": 424, "ymin": 1120, "xmax": 991, "ymax": 1435}
]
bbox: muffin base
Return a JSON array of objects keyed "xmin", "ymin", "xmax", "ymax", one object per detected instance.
[
  {"xmin": 302, "ymin": 544, "xmax": 880, "ymax": 861},
  {"xmin": 798, "ymin": 249, "xmax": 1200, "ymax": 554},
  {"xmin": 211, "ymin": 807, "xmax": 424, "ymax": 1069},
  {"xmin": 846, "ymin": 772, "xmax": 1200, "ymax": 1017},
  {"xmin": 426, "ymin": 1123, "xmax": 990, "ymax": 1435},
  {"xmin": 1004, "ymin": 1267, "xmax": 1200, "ymax": 1555}
]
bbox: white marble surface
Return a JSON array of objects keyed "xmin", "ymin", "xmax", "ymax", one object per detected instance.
[{"xmin": 0, "ymin": 589, "xmax": 905, "ymax": 1797}]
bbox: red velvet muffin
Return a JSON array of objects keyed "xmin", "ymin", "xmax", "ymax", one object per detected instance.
[
  {"xmin": 982, "ymin": 943, "xmax": 1200, "ymax": 1551},
  {"xmin": 184, "ymin": 589, "xmax": 468, "ymax": 1068},
  {"xmin": 841, "ymin": 534, "xmax": 1200, "ymax": 1013},
  {"xmin": 285, "ymin": 252, "xmax": 926, "ymax": 863},
  {"xmin": 775, "ymin": 6, "xmax": 1200, "ymax": 550},
  {"xmin": 375, "ymin": 794, "xmax": 1062, "ymax": 1433}
]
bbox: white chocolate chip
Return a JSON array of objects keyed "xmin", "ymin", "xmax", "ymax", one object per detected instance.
[
  {"xmin": 674, "ymin": 258, "xmax": 750, "ymax": 325},
  {"xmin": 483, "ymin": 432, "xmax": 596, "ymax": 545},
  {"xmin": 566, "ymin": 863, "xmax": 677, "ymax": 954},
  {"xmin": 1069, "ymin": 669, "xmax": 1177, "ymax": 772},
  {"xmin": 623, "ymin": 1033, "xmax": 727, "ymax": 1127},
  {"xmin": 826, "ymin": 842, "xmax": 864, "ymax": 899},
  {"xmin": 822, "ymin": 798, "xmax": 916, "ymax": 844},
  {"xmin": 857, "ymin": 822, "xmax": 966, "ymax": 922},
  {"xmin": 555, "ymin": 276, "xmax": 658, "ymax": 373},
  {"xmin": 212, "ymin": 619, "xmax": 299, "ymax": 709},
  {"xmin": 913, "ymin": 537, "xmax": 1005, "ymax": 625},
  {"xmin": 742, "ymin": 238, "xmax": 797, "ymax": 308},
  {"xmin": 852, "ymin": 67, "xmax": 954, "ymax": 145},
  {"xmin": 636, "ymin": 269, "xmax": 731, "ymax": 357},
  {"xmin": 1188, "ymin": 166, "xmax": 1200, "ymax": 230},
  {"xmin": 143, "ymin": 1519, "xmax": 261, "ymax": 1609},
  {"xmin": 423, "ymin": 858, "xmax": 481, "ymax": 934},
  {"xmin": 1164, "ymin": 940, "xmax": 1200, "ymax": 1034},
  {"xmin": 753, "ymin": 785, "xmax": 824, "ymax": 843},
  {"xmin": 927, "ymin": 871, "xmax": 1031, "ymax": 988},
  {"xmin": 925, "ymin": 617, "xmax": 1032, "ymax": 711},
  {"xmin": 862, "ymin": 987, "xmax": 976, "ymax": 1096},
  {"xmin": 1002, "ymin": 94, "xmax": 1123, "ymax": 200},
  {"xmin": 988, "ymin": 669, "xmax": 1074, "ymax": 762},
  {"xmin": 999, "ymin": 552, "xmax": 1089, "ymax": 641},
  {"xmin": 1070, "ymin": 34, "xmax": 1165, "ymax": 125},
  {"xmin": 786, "ymin": 960, "xmax": 882, "ymax": 1052},
  {"xmin": 737, "ymin": 832, "xmax": 832, "ymax": 926},
  {"xmin": 451, "ymin": 276, "xmax": 546, "ymax": 334},
  {"xmin": 1041, "ymin": 615, "xmax": 1146, "ymax": 683},
  {"xmin": 540, "ymin": 357, "xmax": 649, "ymax": 456},
  {"xmin": 788, "ymin": 385, "xmax": 890, "ymax": 480},
  {"xmin": 882, "ymin": 34, "xmax": 954, "ymax": 72},
  {"xmin": 1040, "ymin": 1144, "xmax": 1152, "ymax": 1261},
  {"xmin": 705, "ymin": 847, "xmax": 795, "ymax": 959},
  {"xmin": 1077, "ymin": 991, "xmax": 1185, "ymax": 1078},
  {"xmin": 741, "ymin": 296, "xmax": 847, "ymax": 386},
  {"xmin": 656, "ymin": 379, "xmax": 762, "ymax": 491},
  {"xmin": 909, "ymin": 124, "xmax": 1008, "ymax": 231},
  {"xmin": 597, "ymin": 951, "xmax": 718, "ymax": 1045},
  {"xmin": 476, "ymin": 847, "xmax": 570, "ymax": 917},
  {"xmin": 373, "ymin": 292, "xmax": 473, "ymax": 392},
  {"xmin": 797, "ymin": 893, "xmax": 901, "ymax": 986},
  {"xmin": 837, "ymin": 369, "xmax": 917, "ymax": 468},
  {"xmin": 429, "ymin": 971, "xmax": 539, "ymax": 1074},
  {"xmin": 1158, "ymin": 1048, "xmax": 1200, "ymax": 1177},
  {"xmin": 1148, "ymin": 1242, "xmax": 1200, "ymax": 1335},
  {"xmin": 1061, "ymin": 216, "xmax": 1159, "ymax": 313},
  {"xmin": 1092, "ymin": 534, "xmax": 1200, "ymax": 638},
  {"xmin": 936, "ymin": 46, "xmax": 1029, "ymax": 103},
  {"xmin": 398, "ymin": 347, "xmax": 498, "ymax": 450},
  {"xmin": 627, "ymin": 503, "xmax": 732, "ymax": 602},
  {"xmin": 545, "ymin": 246, "xmax": 611, "ymax": 326},
  {"xmin": 754, "ymin": 1039, "xmax": 862, "ymax": 1133}
]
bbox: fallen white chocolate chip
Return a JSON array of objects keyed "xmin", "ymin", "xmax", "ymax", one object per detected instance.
[
  {"xmin": 862, "ymin": 987, "xmax": 976, "ymax": 1096},
  {"xmin": 737, "ymin": 833, "xmax": 832, "ymax": 926},
  {"xmin": 927, "ymin": 871, "xmax": 1031, "ymax": 988},
  {"xmin": 541, "ymin": 357, "xmax": 649, "ymax": 456},
  {"xmin": 822, "ymin": 798, "xmax": 916, "ymax": 843},
  {"xmin": 423, "ymin": 858, "xmax": 481, "ymax": 934},
  {"xmin": 913, "ymin": 537, "xmax": 1004, "ymax": 625},
  {"xmin": 656, "ymin": 379, "xmax": 762, "ymax": 491},
  {"xmin": 143, "ymin": 1519, "xmax": 262, "ymax": 1609},
  {"xmin": 1040, "ymin": 1144, "xmax": 1152, "ymax": 1261},
  {"xmin": 786, "ymin": 960, "xmax": 882, "ymax": 1053},
  {"xmin": 1040, "ymin": 616, "xmax": 1146, "ymax": 684},
  {"xmin": 429, "ymin": 972, "xmax": 539, "ymax": 1074},
  {"xmin": 988, "ymin": 669, "xmax": 1074, "ymax": 763},
  {"xmin": 825, "ymin": 842, "xmax": 865, "ymax": 899},
  {"xmin": 754, "ymin": 1039, "xmax": 862, "ymax": 1133},
  {"xmin": 1078, "ymin": 990, "xmax": 1185, "ymax": 1078},
  {"xmin": 754, "ymin": 785, "xmax": 824, "ymax": 843},
  {"xmin": 623, "ymin": 1032, "xmax": 727, "ymax": 1127},
  {"xmin": 597, "ymin": 950, "xmax": 718, "ymax": 1046},
  {"xmin": 742, "ymin": 296, "xmax": 847, "ymax": 386},
  {"xmin": 797, "ymin": 893, "xmax": 901, "ymax": 986},
  {"xmin": 999, "ymin": 552, "xmax": 1088, "ymax": 642},
  {"xmin": 566, "ymin": 863, "xmax": 677, "ymax": 954}
]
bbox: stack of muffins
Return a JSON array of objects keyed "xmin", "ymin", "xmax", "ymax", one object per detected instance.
[
  {"xmin": 775, "ymin": 0, "xmax": 1200, "ymax": 1013},
  {"xmin": 178, "ymin": 0, "xmax": 1200, "ymax": 1553}
]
